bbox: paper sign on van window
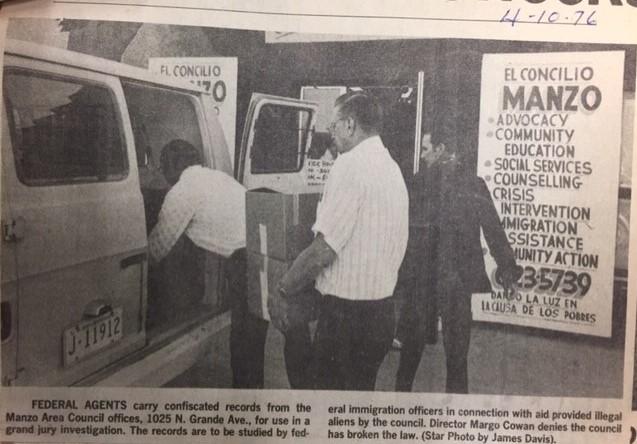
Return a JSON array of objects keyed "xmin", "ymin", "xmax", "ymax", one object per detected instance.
[
  {"xmin": 149, "ymin": 57, "xmax": 238, "ymax": 165},
  {"xmin": 301, "ymin": 86, "xmax": 343, "ymax": 186}
]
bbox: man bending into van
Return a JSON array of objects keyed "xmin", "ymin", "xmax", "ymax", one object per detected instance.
[{"xmin": 148, "ymin": 139, "xmax": 268, "ymax": 388}]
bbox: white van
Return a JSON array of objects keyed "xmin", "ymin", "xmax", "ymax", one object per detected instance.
[{"xmin": 1, "ymin": 39, "xmax": 321, "ymax": 386}]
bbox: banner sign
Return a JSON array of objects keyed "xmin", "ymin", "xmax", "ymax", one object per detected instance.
[
  {"xmin": 472, "ymin": 51, "xmax": 625, "ymax": 337},
  {"xmin": 148, "ymin": 57, "xmax": 238, "ymax": 165}
]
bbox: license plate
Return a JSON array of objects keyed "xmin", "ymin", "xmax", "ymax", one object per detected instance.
[{"xmin": 63, "ymin": 307, "xmax": 123, "ymax": 367}]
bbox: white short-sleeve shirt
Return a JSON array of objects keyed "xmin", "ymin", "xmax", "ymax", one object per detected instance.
[
  {"xmin": 312, "ymin": 135, "xmax": 409, "ymax": 300},
  {"xmin": 148, "ymin": 166, "xmax": 246, "ymax": 261}
]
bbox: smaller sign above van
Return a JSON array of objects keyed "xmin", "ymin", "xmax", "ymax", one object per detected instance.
[{"xmin": 149, "ymin": 57, "xmax": 238, "ymax": 166}]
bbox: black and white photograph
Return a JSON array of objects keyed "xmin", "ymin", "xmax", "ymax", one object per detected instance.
[{"xmin": 0, "ymin": 17, "xmax": 633, "ymax": 401}]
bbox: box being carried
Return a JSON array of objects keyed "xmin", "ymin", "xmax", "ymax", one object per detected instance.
[
  {"xmin": 245, "ymin": 190, "xmax": 321, "ymax": 320},
  {"xmin": 246, "ymin": 190, "xmax": 321, "ymax": 261},
  {"xmin": 247, "ymin": 251, "xmax": 320, "ymax": 322},
  {"xmin": 247, "ymin": 252, "xmax": 289, "ymax": 320}
]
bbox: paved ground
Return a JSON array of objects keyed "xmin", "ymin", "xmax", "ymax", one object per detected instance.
[{"xmin": 167, "ymin": 321, "xmax": 623, "ymax": 398}]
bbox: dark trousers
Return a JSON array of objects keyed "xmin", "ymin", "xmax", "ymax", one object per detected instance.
[
  {"xmin": 227, "ymin": 249, "xmax": 312, "ymax": 389},
  {"xmin": 311, "ymin": 294, "xmax": 395, "ymax": 391},
  {"xmin": 395, "ymin": 292, "xmax": 428, "ymax": 392},
  {"xmin": 395, "ymin": 288, "xmax": 472, "ymax": 394}
]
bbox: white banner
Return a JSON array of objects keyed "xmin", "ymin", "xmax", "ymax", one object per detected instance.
[
  {"xmin": 473, "ymin": 51, "xmax": 625, "ymax": 337},
  {"xmin": 148, "ymin": 57, "xmax": 238, "ymax": 166}
]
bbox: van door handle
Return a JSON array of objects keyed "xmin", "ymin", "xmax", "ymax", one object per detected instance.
[
  {"xmin": 2, "ymin": 217, "xmax": 25, "ymax": 242},
  {"xmin": 83, "ymin": 300, "xmax": 113, "ymax": 318},
  {"xmin": 120, "ymin": 253, "xmax": 147, "ymax": 269},
  {"xmin": 1, "ymin": 302, "xmax": 12, "ymax": 342}
]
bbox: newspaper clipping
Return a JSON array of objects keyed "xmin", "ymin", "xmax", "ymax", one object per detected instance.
[{"xmin": 0, "ymin": 1, "xmax": 636, "ymax": 443}]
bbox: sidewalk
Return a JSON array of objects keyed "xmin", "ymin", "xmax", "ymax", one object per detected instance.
[{"xmin": 167, "ymin": 321, "xmax": 623, "ymax": 398}]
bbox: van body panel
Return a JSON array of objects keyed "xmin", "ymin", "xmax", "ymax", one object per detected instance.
[
  {"xmin": 7, "ymin": 182, "xmax": 147, "ymax": 277},
  {"xmin": 198, "ymin": 95, "xmax": 232, "ymax": 316},
  {"xmin": 201, "ymin": 93, "xmax": 233, "ymax": 175},
  {"xmin": 14, "ymin": 253, "xmax": 147, "ymax": 385},
  {"xmin": 5, "ymin": 39, "xmax": 208, "ymax": 96},
  {"xmin": 0, "ymin": 281, "xmax": 18, "ymax": 385},
  {"xmin": 89, "ymin": 312, "xmax": 230, "ymax": 387},
  {"xmin": 1, "ymin": 102, "xmax": 19, "ymax": 385},
  {"xmin": 3, "ymin": 54, "xmax": 147, "ymax": 385},
  {"xmin": 1, "ymin": 104, "xmax": 18, "ymax": 286}
]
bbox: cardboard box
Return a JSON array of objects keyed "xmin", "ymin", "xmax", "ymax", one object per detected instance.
[
  {"xmin": 246, "ymin": 190, "xmax": 321, "ymax": 261},
  {"xmin": 246, "ymin": 251, "xmax": 320, "ymax": 322},
  {"xmin": 247, "ymin": 252, "xmax": 289, "ymax": 320}
]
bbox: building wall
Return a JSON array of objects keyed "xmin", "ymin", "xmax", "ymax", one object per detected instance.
[
  {"xmin": 53, "ymin": 20, "xmax": 635, "ymax": 172},
  {"xmin": 7, "ymin": 18, "xmax": 70, "ymax": 48}
]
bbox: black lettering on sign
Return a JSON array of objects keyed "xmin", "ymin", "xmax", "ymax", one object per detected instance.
[{"xmin": 213, "ymin": 80, "xmax": 227, "ymax": 102}]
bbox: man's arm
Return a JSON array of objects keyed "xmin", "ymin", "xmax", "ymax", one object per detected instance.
[
  {"xmin": 148, "ymin": 179, "xmax": 197, "ymax": 263},
  {"xmin": 278, "ymin": 233, "xmax": 336, "ymax": 295},
  {"xmin": 475, "ymin": 178, "xmax": 523, "ymax": 294},
  {"xmin": 278, "ymin": 157, "xmax": 360, "ymax": 295},
  {"xmin": 270, "ymin": 158, "xmax": 357, "ymax": 331}
]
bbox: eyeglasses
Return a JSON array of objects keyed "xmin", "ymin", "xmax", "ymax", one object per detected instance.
[{"xmin": 328, "ymin": 116, "xmax": 346, "ymax": 133}]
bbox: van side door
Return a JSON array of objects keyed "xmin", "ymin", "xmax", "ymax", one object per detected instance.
[
  {"xmin": 2, "ymin": 57, "xmax": 147, "ymax": 385},
  {"xmin": 238, "ymin": 94, "xmax": 320, "ymax": 192}
]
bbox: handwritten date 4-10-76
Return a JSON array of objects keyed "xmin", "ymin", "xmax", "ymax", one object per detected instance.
[{"xmin": 501, "ymin": 8, "xmax": 597, "ymax": 26}]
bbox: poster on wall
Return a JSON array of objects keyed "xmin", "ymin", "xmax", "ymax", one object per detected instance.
[
  {"xmin": 472, "ymin": 51, "xmax": 625, "ymax": 337},
  {"xmin": 148, "ymin": 57, "xmax": 238, "ymax": 166}
]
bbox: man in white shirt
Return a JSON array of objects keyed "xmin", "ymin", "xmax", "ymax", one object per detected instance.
[
  {"xmin": 149, "ymin": 139, "xmax": 269, "ymax": 388},
  {"xmin": 275, "ymin": 92, "xmax": 409, "ymax": 390},
  {"xmin": 148, "ymin": 142, "xmax": 246, "ymax": 262}
]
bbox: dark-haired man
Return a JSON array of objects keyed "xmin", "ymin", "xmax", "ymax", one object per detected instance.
[
  {"xmin": 149, "ymin": 139, "xmax": 246, "ymax": 262},
  {"xmin": 148, "ymin": 139, "xmax": 270, "ymax": 389},
  {"xmin": 149, "ymin": 140, "xmax": 312, "ymax": 389},
  {"xmin": 274, "ymin": 92, "xmax": 409, "ymax": 391},
  {"xmin": 394, "ymin": 134, "xmax": 522, "ymax": 393}
]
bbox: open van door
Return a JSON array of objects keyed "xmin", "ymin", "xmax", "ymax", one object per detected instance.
[{"xmin": 238, "ymin": 94, "xmax": 323, "ymax": 192}]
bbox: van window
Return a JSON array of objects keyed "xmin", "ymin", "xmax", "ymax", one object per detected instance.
[
  {"xmin": 251, "ymin": 104, "xmax": 312, "ymax": 174},
  {"xmin": 3, "ymin": 70, "xmax": 127, "ymax": 185},
  {"xmin": 121, "ymin": 81, "xmax": 204, "ymax": 190}
]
